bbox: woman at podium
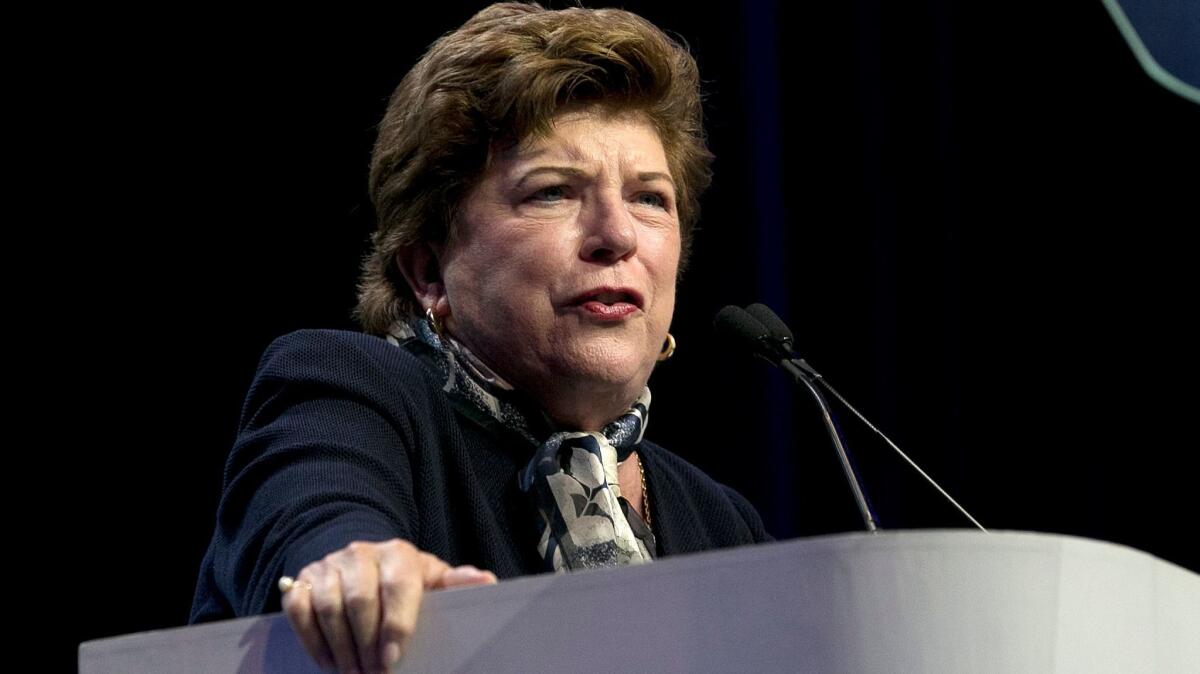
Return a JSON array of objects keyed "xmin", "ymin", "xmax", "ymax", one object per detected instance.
[{"xmin": 191, "ymin": 3, "xmax": 771, "ymax": 672}]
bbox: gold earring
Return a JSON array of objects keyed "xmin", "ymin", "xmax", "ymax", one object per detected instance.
[
  {"xmin": 657, "ymin": 333, "xmax": 676, "ymax": 361},
  {"xmin": 425, "ymin": 307, "xmax": 444, "ymax": 338}
]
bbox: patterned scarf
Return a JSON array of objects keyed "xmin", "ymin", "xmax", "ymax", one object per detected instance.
[{"xmin": 388, "ymin": 318, "xmax": 656, "ymax": 571}]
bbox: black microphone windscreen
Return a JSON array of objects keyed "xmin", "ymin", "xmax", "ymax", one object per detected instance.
[
  {"xmin": 713, "ymin": 305, "xmax": 771, "ymax": 355},
  {"xmin": 745, "ymin": 303, "xmax": 794, "ymax": 346}
]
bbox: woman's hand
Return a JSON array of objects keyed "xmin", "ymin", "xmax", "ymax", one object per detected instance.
[{"xmin": 281, "ymin": 538, "xmax": 497, "ymax": 673}]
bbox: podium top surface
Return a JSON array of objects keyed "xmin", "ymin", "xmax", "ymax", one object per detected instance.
[{"xmin": 80, "ymin": 530, "xmax": 1200, "ymax": 674}]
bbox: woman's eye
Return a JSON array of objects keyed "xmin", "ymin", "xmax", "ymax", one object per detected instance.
[
  {"xmin": 529, "ymin": 186, "xmax": 567, "ymax": 202},
  {"xmin": 635, "ymin": 192, "xmax": 666, "ymax": 208}
]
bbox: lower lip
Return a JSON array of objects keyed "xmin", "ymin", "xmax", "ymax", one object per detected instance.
[{"xmin": 577, "ymin": 301, "xmax": 639, "ymax": 320}]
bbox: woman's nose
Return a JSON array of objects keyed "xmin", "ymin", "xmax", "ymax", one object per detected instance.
[{"xmin": 579, "ymin": 192, "xmax": 638, "ymax": 263}]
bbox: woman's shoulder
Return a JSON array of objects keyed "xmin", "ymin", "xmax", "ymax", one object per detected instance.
[
  {"xmin": 637, "ymin": 440, "xmax": 747, "ymax": 507},
  {"xmin": 637, "ymin": 440, "xmax": 773, "ymax": 547},
  {"xmin": 243, "ymin": 329, "xmax": 445, "ymax": 409},
  {"xmin": 258, "ymin": 328, "xmax": 418, "ymax": 368},
  {"xmin": 636, "ymin": 439, "xmax": 723, "ymax": 490},
  {"xmin": 254, "ymin": 329, "xmax": 432, "ymax": 380}
]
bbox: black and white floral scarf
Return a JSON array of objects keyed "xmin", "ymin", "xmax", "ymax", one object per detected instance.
[{"xmin": 388, "ymin": 317, "xmax": 655, "ymax": 571}]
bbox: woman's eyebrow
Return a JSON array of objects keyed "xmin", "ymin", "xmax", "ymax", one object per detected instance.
[
  {"xmin": 514, "ymin": 166, "xmax": 589, "ymax": 189},
  {"xmin": 637, "ymin": 171, "xmax": 675, "ymax": 188},
  {"xmin": 511, "ymin": 167, "xmax": 676, "ymax": 190}
]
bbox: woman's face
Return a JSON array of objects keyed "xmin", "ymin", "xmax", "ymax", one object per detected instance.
[{"xmin": 437, "ymin": 109, "xmax": 681, "ymax": 426}]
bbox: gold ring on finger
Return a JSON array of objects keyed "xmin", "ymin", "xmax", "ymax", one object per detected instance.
[{"xmin": 278, "ymin": 576, "xmax": 314, "ymax": 594}]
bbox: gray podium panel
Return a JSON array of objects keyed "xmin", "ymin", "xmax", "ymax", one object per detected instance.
[{"xmin": 80, "ymin": 531, "xmax": 1200, "ymax": 673}]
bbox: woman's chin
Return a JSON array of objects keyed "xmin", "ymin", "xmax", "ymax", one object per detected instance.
[
  {"xmin": 549, "ymin": 340, "xmax": 655, "ymax": 392},
  {"xmin": 537, "ymin": 355, "xmax": 652, "ymax": 430}
]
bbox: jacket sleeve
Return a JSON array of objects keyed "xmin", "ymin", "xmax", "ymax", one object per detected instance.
[{"xmin": 191, "ymin": 330, "xmax": 422, "ymax": 621}]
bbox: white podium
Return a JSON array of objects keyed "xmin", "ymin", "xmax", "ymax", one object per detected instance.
[{"xmin": 79, "ymin": 531, "xmax": 1200, "ymax": 673}]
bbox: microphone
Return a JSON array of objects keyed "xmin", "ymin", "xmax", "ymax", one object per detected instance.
[
  {"xmin": 716, "ymin": 305, "xmax": 880, "ymax": 532},
  {"xmin": 743, "ymin": 302, "xmax": 827, "ymax": 381},
  {"xmin": 713, "ymin": 305, "xmax": 784, "ymax": 361},
  {"xmin": 745, "ymin": 303, "xmax": 794, "ymax": 353},
  {"xmin": 727, "ymin": 303, "xmax": 988, "ymax": 533}
]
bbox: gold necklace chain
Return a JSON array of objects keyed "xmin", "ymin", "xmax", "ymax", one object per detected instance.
[{"xmin": 637, "ymin": 453, "xmax": 651, "ymax": 531}]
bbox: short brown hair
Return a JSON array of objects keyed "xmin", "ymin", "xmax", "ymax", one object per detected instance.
[{"xmin": 356, "ymin": 2, "xmax": 713, "ymax": 334}]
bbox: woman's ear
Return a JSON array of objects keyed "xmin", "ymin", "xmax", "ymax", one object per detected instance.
[{"xmin": 395, "ymin": 243, "xmax": 448, "ymax": 313}]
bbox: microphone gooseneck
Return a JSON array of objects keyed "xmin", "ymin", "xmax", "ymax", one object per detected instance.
[
  {"xmin": 716, "ymin": 305, "xmax": 879, "ymax": 533},
  {"xmin": 721, "ymin": 303, "xmax": 988, "ymax": 533}
]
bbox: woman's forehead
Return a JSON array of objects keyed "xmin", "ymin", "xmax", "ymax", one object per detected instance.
[{"xmin": 498, "ymin": 111, "xmax": 669, "ymax": 172}]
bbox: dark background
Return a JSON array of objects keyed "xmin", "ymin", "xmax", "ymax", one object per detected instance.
[{"xmin": 61, "ymin": 1, "xmax": 1197, "ymax": 669}]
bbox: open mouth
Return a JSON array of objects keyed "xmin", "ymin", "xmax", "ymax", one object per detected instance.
[
  {"xmin": 569, "ymin": 287, "xmax": 644, "ymax": 319},
  {"xmin": 570, "ymin": 287, "xmax": 644, "ymax": 309}
]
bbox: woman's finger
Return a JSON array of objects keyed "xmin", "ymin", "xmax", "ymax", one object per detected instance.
[
  {"xmin": 335, "ymin": 543, "xmax": 383, "ymax": 673},
  {"xmin": 281, "ymin": 570, "xmax": 334, "ymax": 671},
  {"xmin": 436, "ymin": 564, "xmax": 498, "ymax": 589},
  {"xmin": 309, "ymin": 559, "xmax": 361, "ymax": 674},
  {"xmin": 374, "ymin": 541, "xmax": 436, "ymax": 669}
]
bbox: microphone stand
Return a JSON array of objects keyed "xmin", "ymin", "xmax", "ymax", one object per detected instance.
[
  {"xmin": 720, "ymin": 302, "xmax": 987, "ymax": 533},
  {"xmin": 789, "ymin": 356, "xmax": 989, "ymax": 533},
  {"xmin": 779, "ymin": 358, "xmax": 880, "ymax": 533}
]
